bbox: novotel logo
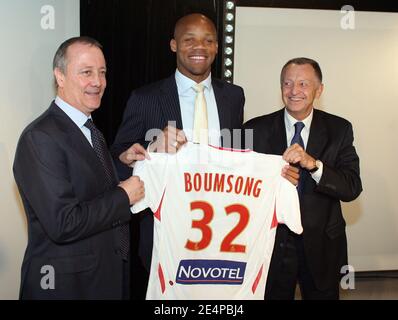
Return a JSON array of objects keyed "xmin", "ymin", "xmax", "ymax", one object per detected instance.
[{"xmin": 176, "ymin": 259, "xmax": 246, "ymax": 285}]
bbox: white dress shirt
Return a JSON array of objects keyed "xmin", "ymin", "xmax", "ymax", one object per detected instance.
[
  {"xmin": 175, "ymin": 70, "xmax": 221, "ymax": 147},
  {"xmin": 284, "ymin": 108, "xmax": 323, "ymax": 183},
  {"xmin": 55, "ymin": 96, "xmax": 93, "ymax": 146}
]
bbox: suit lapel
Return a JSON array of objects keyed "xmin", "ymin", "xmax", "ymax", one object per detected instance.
[
  {"xmin": 159, "ymin": 76, "xmax": 183, "ymax": 129},
  {"xmin": 212, "ymin": 79, "xmax": 230, "ymax": 130},
  {"xmin": 48, "ymin": 103, "xmax": 109, "ymax": 184},
  {"xmin": 306, "ymin": 109, "xmax": 328, "ymax": 159},
  {"xmin": 268, "ymin": 108, "xmax": 328, "ymax": 158},
  {"xmin": 270, "ymin": 109, "xmax": 288, "ymax": 155},
  {"xmin": 157, "ymin": 77, "xmax": 233, "ymax": 131}
]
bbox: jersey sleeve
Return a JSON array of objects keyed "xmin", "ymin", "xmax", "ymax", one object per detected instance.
[
  {"xmin": 130, "ymin": 153, "xmax": 169, "ymax": 214},
  {"xmin": 275, "ymin": 176, "xmax": 303, "ymax": 235}
]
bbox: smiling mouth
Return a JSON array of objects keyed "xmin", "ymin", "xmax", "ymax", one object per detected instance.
[
  {"xmin": 85, "ymin": 91, "xmax": 101, "ymax": 96},
  {"xmin": 288, "ymin": 97, "xmax": 304, "ymax": 101},
  {"xmin": 189, "ymin": 55, "xmax": 207, "ymax": 61}
]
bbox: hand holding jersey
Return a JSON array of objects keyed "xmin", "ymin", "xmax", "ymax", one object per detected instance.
[
  {"xmin": 148, "ymin": 126, "xmax": 188, "ymax": 153},
  {"xmin": 118, "ymin": 143, "xmax": 150, "ymax": 167}
]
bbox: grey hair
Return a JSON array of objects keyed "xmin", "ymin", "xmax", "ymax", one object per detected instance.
[
  {"xmin": 280, "ymin": 57, "xmax": 323, "ymax": 86},
  {"xmin": 53, "ymin": 36, "xmax": 103, "ymax": 88}
]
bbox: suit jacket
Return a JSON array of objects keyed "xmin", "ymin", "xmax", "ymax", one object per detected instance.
[
  {"xmin": 13, "ymin": 102, "xmax": 131, "ymax": 299},
  {"xmin": 111, "ymin": 75, "xmax": 245, "ymax": 270},
  {"xmin": 243, "ymin": 108, "xmax": 362, "ymax": 291}
]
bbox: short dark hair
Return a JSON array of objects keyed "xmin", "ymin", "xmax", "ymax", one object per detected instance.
[
  {"xmin": 280, "ymin": 57, "xmax": 323, "ymax": 85},
  {"xmin": 53, "ymin": 36, "xmax": 103, "ymax": 88}
]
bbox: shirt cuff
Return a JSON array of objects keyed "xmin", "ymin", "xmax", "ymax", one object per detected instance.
[{"xmin": 310, "ymin": 160, "xmax": 323, "ymax": 184}]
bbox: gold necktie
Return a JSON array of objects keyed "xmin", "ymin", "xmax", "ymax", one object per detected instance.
[{"xmin": 192, "ymin": 83, "xmax": 208, "ymax": 144}]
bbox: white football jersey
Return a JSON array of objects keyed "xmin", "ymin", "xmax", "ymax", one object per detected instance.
[{"xmin": 132, "ymin": 142, "xmax": 302, "ymax": 300}]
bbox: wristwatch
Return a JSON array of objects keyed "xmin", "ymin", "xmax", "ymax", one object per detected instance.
[{"xmin": 308, "ymin": 159, "xmax": 321, "ymax": 173}]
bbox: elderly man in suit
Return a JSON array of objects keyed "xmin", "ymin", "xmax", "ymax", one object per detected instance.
[
  {"xmin": 243, "ymin": 57, "xmax": 362, "ymax": 300},
  {"xmin": 13, "ymin": 36, "xmax": 147, "ymax": 299}
]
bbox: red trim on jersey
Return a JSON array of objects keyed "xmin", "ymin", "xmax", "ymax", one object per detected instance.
[
  {"xmin": 270, "ymin": 204, "xmax": 278, "ymax": 229},
  {"xmin": 208, "ymin": 144, "xmax": 252, "ymax": 153},
  {"xmin": 252, "ymin": 264, "xmax": 263, "ymax": 294},
  {"xmin": 154, "ymin": 189, "xmax": 166, "ymax": 221},
  {"xmin": 158, "ymin": 263, "xmax": 166, "ymax": 294}
]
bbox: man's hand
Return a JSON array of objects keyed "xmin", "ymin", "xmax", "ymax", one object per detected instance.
[
  {"xmin": 282, "ymin": 143, "xmax": 317, "ymax": 171},
  {"xmin": 282, "ymin": 164, "xmax": 300, "ymax": 186},
  {"xmin": 148, "ymin": 126, "xmax": 187, "ymax": 153},
  {"xmin": 118, "ymin": 176, "xmax": 145, "ymax": 205},
  {"xmin": 119, "ymin": 143, "xmax": 150, "ymax": 166}
]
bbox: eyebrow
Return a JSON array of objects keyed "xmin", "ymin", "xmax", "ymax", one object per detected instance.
[
  {"xmin": 79, "ymin": 66, "xmax": 107, "ymax": 70},
  {"xmin": 182, "ymin": 31, "xmax": 216, "ymax": 36},
  {"xmin": 284, "ymin": 79, "xmax": 311, "ymax": 82}
]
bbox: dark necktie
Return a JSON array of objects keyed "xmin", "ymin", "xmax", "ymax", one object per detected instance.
[
  {"xmin": 290, "ymin": 122, "xmax": 305, "ymax": 195},
  {"xmin": 84, "ymin": 119, "xmax": 130, "ymax": 260},
  {"xmin": 290, "ymin": 122, "xmax": 305, "ymax": 148}
]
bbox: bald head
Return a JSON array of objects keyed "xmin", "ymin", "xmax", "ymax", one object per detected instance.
[{"xmin": 174, "ymin": 13, "xmax": 217, "ymax": 40}]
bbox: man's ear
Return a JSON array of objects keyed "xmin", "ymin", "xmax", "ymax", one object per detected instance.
[
  {"xmin": 54, "ymin": 68, "xmax": 65, "ymax": 88},
  {"xmin": 170, "ymin": 39, "xmax": 177, "ymax": 53},
  {"xmin": 316, "ymin": 83, "xmax": 324, "ymax": 99}
]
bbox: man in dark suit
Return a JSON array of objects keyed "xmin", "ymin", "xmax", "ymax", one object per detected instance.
[
  {"xmin": 243, "ymin": 57, "xmax": 362, "ymax": 299},
  {"xmin": 112, "ymin": 13, "xmax": 245, "ymax": 175},
  {"xmin": 110, "ymin": 13, "xmax": 250, "ymax": 298},
  {"xmin": 13, "ymin": 36, "xmax": 147, "ymax": 299}
]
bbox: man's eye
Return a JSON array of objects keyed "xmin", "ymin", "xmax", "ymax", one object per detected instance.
[{"xmin": 82, "ymin": 70, "xmax": 91, "ymax": 76}]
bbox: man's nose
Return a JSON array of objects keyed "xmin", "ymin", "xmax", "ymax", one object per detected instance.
[
  {"xmin": 291, "ymin": 83, "xmax": 300, "ymax": 95},
  {"xmin": 192, "ymin": 39, "xmax": 206, "ymax": 49},
  {"xmin": 90, "ymin": 72, "xmax": 101, "ymax": 86}
]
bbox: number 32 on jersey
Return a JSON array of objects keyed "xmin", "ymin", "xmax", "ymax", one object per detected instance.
[{"xmin": 185, "ymin": 201, "xmax": 249, "ymax": 253}]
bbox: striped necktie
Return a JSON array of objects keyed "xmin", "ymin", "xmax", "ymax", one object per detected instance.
[{"xmin": 84, "ymin": 119, "xmax": 130, "ymax": 261}]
